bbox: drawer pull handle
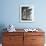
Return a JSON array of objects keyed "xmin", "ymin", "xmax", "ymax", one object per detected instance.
[
  {"xmin": 9, "ymin": 38, "xmax": 13, "ymax": 40},
  {"xmin": 32, "ymin": 39, "xmax": 36, "ymax": 40},
  {"xmin": 9, "ymin": 38, "xmax": 12, "ymax": 40}
]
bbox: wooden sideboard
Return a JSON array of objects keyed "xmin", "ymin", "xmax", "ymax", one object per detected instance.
[{"xmin": 2, "ymin": 29, "xmax": 45, "ymax": 46}]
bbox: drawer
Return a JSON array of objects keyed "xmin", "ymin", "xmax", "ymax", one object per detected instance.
[
  {"xmin": 3, "ymin": 44, "xmax": 15, "ymax": 46},
  {"xmin": 32, "ymin": 44, "xmax": 44, "ymax": 46},
  {"xmin": 32, "ymin": 36, "xmax": 45, "ymax": 44},
  {"xmin": 3, "ymin": 36, "xmax": 23, "ymax": 43},
  {"xmin": 3, "ymin": 43, "xmax": 23, "ymax": 46},
  {"xmin": 3, "ymin": 32, "xmax": 23, "ymax": 36},
  {"xmin": 24, "ymin": 32, "xmax": 44, "ymax": 36}
]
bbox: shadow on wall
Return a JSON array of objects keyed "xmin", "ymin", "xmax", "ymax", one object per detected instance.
[{"xmin": 0, "ymin": 24, "xmax": 7, "ymax": 43}]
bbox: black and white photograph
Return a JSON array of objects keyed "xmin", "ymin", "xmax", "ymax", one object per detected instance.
[{"xmin": 20, "ymin": 5, "xmax": 34, "ymax": 22}]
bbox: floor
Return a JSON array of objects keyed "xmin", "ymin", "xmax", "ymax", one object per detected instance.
[{"xmin": 0, "ymin": 44, "xmax": 2, "ymax": 46}]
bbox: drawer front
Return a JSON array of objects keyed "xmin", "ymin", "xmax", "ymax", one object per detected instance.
[
  {"xmin": 24, "ymin": 32, "xmax": 44, "ymax": 36},
  {"xmin": 32, "ymin": 36, "xmax": 45, "ymax": 44},
  {"xmin": 32, "ymin": 44, "xmax": 44, "ymax": 46},
  {"xmin": 3, "ymin": 43, "xmax": 23, "ymax": 46},
  {"xmin": 3, "ymin": 32, "xmax": 23, "ymax": 36}
]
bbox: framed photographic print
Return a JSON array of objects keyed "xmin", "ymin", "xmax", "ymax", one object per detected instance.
[{"xmin": 20, "ymin": 5, "xmax": 34, "ymax": 22}]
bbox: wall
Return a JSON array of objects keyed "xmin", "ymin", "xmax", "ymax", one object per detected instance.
[{"xmin": 0, "ymin": 0, "xmax": 46, "ymax": 29}]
